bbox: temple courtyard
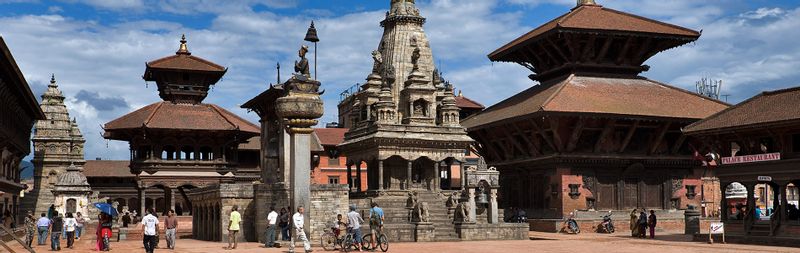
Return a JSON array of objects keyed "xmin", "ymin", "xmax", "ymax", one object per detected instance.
[{"xmin": 6, "ymin": 232, "xmax": 798, "ymax": 253}]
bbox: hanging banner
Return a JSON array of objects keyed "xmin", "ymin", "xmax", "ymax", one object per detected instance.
[{"xmin": 721, "ymin": 153, "xmax": 780, "ymax": 165}]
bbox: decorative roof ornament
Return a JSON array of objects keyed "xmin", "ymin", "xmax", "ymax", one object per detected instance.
[
  {"xmin": 577, "ymin": 0, "xmax": 598, "ymax": 6},
  {"xmin": 176, "ymin": 34, "xmax": 191, "ymax": 55},
  {"xmin": 50, "ymin": 74, "xmax": 57, "ymax": 87},
  {"xmin": 304, "ymin": 21, "xmax": 320, "ymax": 43}
]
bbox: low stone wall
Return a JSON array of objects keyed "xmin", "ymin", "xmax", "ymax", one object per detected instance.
[
  {"xmin": 307, "ymin": 184, "xmax": 349, "ymax": 244},
  {"xmin": 455, "ymin": 222, "xmax": 529, "ymax": 240}
]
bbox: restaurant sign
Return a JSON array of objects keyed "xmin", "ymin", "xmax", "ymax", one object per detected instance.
[{"xmin": 721, "ymin": 152, "xmax": 780, "ymax": 165}]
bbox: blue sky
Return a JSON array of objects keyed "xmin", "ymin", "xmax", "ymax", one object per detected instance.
[{"xmin": 1, "ymin": 0, "xmax": 799, "ymax": 161}]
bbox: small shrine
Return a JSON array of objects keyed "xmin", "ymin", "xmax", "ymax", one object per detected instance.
[{"xmin": 52, "ymin": 163, "xmax": 93, "ymax": 217}]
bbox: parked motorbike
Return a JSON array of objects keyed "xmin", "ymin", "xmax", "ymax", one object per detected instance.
[
  {"xmin": 597, "ymin": 211, "xmax": 615, "ymax": 233},
  {"xmin": 561, "ymin": 212, "xmax": 580, "ymax": 234}
]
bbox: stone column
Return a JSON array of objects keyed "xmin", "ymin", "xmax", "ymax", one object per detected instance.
[
  {"xmin": 167, "ymin": 187, "xmax": 176, "ymax": 212},
  {"xmin": 488, "ymin": 188, "xmax": 498, "ymax": 223},
  {"xmin": 139, "ymin": 187, "xmax": 146, "ymax": 215},
  {"xmin": 780, "ymin": 184, "xmax": 788, "ymax": 222},
  {"xmin": 459, "ymin": 161, "xmax": 465, "ymax": 189},
  {"xmin": 433, "ymin": 161, "xmax": 439, "ymax": 191},
  {"xmin": 378, "ymin": 160, "xmax": 384, "ymax": 190},
  {"xmin": 407, "ymin": 160, "xmax": 413, "ymax": 190},
  {"xmin": 275, "ymin": 75, "xmax": 323, "ymax": 234},
  {"xmin": 467, "ymin": 188, "xmax": 477, "ymax": 222},
  {"xmin": 346, "ymin": 164, "xmax": 353, "ymax": 192},
  {"xmin": 356, "ymin": 162, "xmax": 362, "ymax": 192}
]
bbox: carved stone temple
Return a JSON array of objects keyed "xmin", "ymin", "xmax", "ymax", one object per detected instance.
[
  {"xmin": 21, "ymin": 75, "xmax": 87, "ymax": 218},
  {"xmin": 338, "ymin": 0, "xmax": 528, "ymax": 242}
]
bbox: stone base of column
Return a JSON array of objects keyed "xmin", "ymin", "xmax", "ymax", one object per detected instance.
[
  {"xmin": 414, "ymin": 222, "xmax": 435, "ymax": 242},
  {"xmin": 454, "ymin": 222, "xmax": 477, "ymax": 240}
]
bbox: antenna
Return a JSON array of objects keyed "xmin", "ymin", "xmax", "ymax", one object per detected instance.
[{"xmin": 695, "ymin": 77, "xmax": 723, "ymax": 100}]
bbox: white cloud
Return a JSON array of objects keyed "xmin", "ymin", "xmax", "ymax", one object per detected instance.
[
  {"xmin": 2, "ymin": 0, "xmax": 799, "ymax": 161},
  {"xmin": 740, "ymin": 7, "xmax": 784, "ymax": 19}
]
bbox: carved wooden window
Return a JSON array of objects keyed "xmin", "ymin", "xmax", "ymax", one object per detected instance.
[
  {"xmin": 568, "ymin": 184, "xmax": 581, "ymax": 199},
  {"xmin": 685, "ymin": 185, "xmax": 697, "ymax": 199}
]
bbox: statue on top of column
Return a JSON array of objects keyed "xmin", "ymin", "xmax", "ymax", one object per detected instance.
[{"xmin": 294, "ymin": 45, "xmax": 311, "ymax": 78}]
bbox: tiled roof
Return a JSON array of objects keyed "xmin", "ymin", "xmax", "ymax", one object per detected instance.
[
  {"xmin": 314, "ymin": 128, "xmax": 348, "ymax": 146},
  {"xmin": 146, "ymin": 53, "xmax": 225, "ymax": 72},
  {"xmin": 684, "ymin": 87, "xmax": 800, "ymax": 134},
  {"xmin": 462, "ymin": 74, "xmax": 728, "ymax": 129},
  {"xmin": 455, "ymin": 96, "xmax": 485, "ymax": 109},
  {"xmin": 489, "ymin": 4, "xmax": 699, "ymax": 60},
  {"xmin": 105, "ymin": 101, "xmax": 259, "ymax": 134},
  {"xmin": 239, "ymin": 136, "xmax": 261, "ymax": 150},
  {"xmin": 83, "ymin": 160, "xmax": 133, "ymax": 178}
]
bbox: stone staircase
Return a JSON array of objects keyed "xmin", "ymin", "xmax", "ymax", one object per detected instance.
[{"xmin": 361, "ymin": 191, "xmax": 460, "ymax": 242}]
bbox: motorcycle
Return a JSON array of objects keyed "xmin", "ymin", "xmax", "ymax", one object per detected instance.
[
  {"xmin": 561, "ymin": 212, "xmax": 580, "ymax": 234},
  {"xmin": 597, "ymin": 211, "xmax": 615, "ymax": 233}
]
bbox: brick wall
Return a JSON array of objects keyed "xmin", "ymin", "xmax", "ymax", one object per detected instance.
[{"xmin": 308, "ymin": 184, "xmax": 349, "ymax": 243}]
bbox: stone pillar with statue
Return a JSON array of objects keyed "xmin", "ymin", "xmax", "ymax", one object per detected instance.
[{"xmin": 276, "ymin": 44, "xmax": 324, "ymax": 233}]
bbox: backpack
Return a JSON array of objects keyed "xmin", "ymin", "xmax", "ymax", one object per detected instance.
[{"xmin": 369, "ymin": 208, "xmax": 381, "ymax": 226}]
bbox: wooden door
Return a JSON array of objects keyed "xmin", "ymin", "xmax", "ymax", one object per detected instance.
[
  {"xmin": 597, "ymin": 182, "xmax": 616, "ymax": 210},
  {"xmin": 643, "ymin": 180, "xmax": 663, "ymax": 209},
  {"xmin": 623, "ymin": 178, "xmax": 640, "ymax": 209}
]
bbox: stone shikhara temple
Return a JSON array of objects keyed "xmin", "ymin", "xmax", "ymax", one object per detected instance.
[
  {"xmin": 337, "ymin": 0, "xmax": 528, "ymax": 241},
  {"xmin": 462, "ymin": 0, "xmax": 729, "ymax": 232},
  {"xmin": 21, "ymin": 75, "xmax": 89, "ymax": 219}
]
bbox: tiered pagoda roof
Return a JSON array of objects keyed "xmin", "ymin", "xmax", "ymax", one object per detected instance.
[{"xmin": 104, "ymin": 102, "xmax": 259, "ymax": 136}]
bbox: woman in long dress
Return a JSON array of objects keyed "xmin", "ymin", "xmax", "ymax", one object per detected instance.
[{"xmin": 629, "ymin": 209, "xmax": 638, "ymax": 237}]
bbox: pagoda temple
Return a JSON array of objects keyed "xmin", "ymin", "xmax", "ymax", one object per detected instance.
[
  {"xmin": 103, "ymin": 35, "xmax": 259, "ymax": 216},
  {"xmin": 461, "ymin": 0, "xmax": 729, "ymax": 231}
]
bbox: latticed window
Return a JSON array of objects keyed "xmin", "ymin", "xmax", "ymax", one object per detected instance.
[{"xmin": 328, "ymin": 176, "xmax": 339, "ymax": 185}]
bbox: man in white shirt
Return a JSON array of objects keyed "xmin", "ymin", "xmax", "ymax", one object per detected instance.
[
  {"xmin": 141, "ymin": 208, "xmax": 160, "ymax": 253},
  {"xmin": 265, "ymin": 206, "xmax": 278, "ymax": 248},
  {"xmin": 289, "ymin": 206, "xmax": 312, "ymax": 253}
]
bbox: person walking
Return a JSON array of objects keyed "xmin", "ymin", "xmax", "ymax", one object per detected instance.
[
  {"xmin": 164, "ymin": 209, "xmax": 178, "ymax": 249},
  {"xmin": 75, "ymin": 212, "xmax": 84, "ymax": 240},
  {"xmin": 36, "ymin": 213, "xmax": 50, "ymax": 246},
  {"xmin": 288, "ymin": 206, "xmax": 312, "ymax": 253},
  {"xmin": 265, "ymin": 206, "xmax": 278, "ymax": 248},
  {"xmin": 63, "ymin": 213, "xmax": 77, "ymax": 249},
  {"xmin": 226, "ymin": 205, "xmax": 242, "ymax": 250},
  {"xmin": 368, "ymin": 202, "xmax": 384, "ymax": 250},
  {"xmin": 347, "ymin": 205, "xmax": 364, "ymax": 252},
  {"xmin": 142, "ymin": 208, "xmax": 160, "ymax": 253},
  {"xmin": 648, "ymin": 210, "xmax": 657, "ymax": 239},
  {"xmin": 279, "ymin": 208, "xmax": 290, "ymax": 241},
  {"xmin": 629, "ymin": 209, "xmax": 638, "ymax": 237},
  {"xmin": 49, "ymin": 211, "xmax": 63, "ymax": 251},
  {"xmin": 24, "ymin": 211, "xmax": 36, "ymax": 248}
]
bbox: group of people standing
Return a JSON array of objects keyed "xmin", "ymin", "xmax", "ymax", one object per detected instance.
[
  {"xmin": 629, "ymin": 209, "xmax": 657, "ymax": 239},
  {"xmin": 24, "ymin": 210, "xmax": 87, "ymax": 250}
]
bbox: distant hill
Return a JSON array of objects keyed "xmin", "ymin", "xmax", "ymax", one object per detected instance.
[{"xmin": 19, "ymin": 160, "xmax": 34, "ymax": 179}]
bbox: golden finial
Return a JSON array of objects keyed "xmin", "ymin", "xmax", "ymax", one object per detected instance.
[
  {"xmin": 177, "ymin": 34, "xmax": 190, "ymax": 55},
  {"xmin": 49, "ymin": 74, "xmax": 57, "ymax": 87},
  {"xmin": 577, "ymin": 0, "xmax": 597, "ymax": 6},
  {"xmin": 458, "ymin": 90, "xmax": 463, "ymax": 97}
]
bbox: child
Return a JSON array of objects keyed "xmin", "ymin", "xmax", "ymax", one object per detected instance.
[{"xmin": 333, "ymin": 214, "xmax": 346, "ymax": 238}]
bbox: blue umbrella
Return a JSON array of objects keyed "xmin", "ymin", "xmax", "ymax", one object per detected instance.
[{"xmin": 93, "ymin": 203, "xmax": 119, "ymax": 217}]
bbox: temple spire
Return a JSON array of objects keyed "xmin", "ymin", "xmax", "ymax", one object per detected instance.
[
  {"xmin": 49, "ymin": 74, "xmax": 57, "ymax": 87},
  {"xmin": 177, "ymin": 34, "xmax": 190, "ymax": 55}
]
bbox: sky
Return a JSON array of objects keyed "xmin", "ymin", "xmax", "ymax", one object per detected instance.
[{"xmin": 1, "ymin": 0, "xmax": 799, "ymax": 162}]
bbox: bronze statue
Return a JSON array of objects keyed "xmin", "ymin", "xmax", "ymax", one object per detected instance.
[{"xmin": 294, "ymin": 45, "xmax": 311, "ymax": 78}]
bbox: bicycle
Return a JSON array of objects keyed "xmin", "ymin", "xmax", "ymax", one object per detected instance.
[
  {"xmin": 319, "ymin": 227, "xmax": 343, "ymax": 251},
  {"xmin": 361, "ymin": 227, "xmax": 389, "ymax": 252}
]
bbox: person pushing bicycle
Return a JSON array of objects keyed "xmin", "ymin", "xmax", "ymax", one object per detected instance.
[{"xmin": 368, "ymin": 202, "xmax": 385, "ymax": 250}]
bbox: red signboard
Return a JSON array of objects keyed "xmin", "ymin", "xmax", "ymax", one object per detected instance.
[{"xmin": 721, "ymin": 152, "xmax": 781, "ymax": 165}]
